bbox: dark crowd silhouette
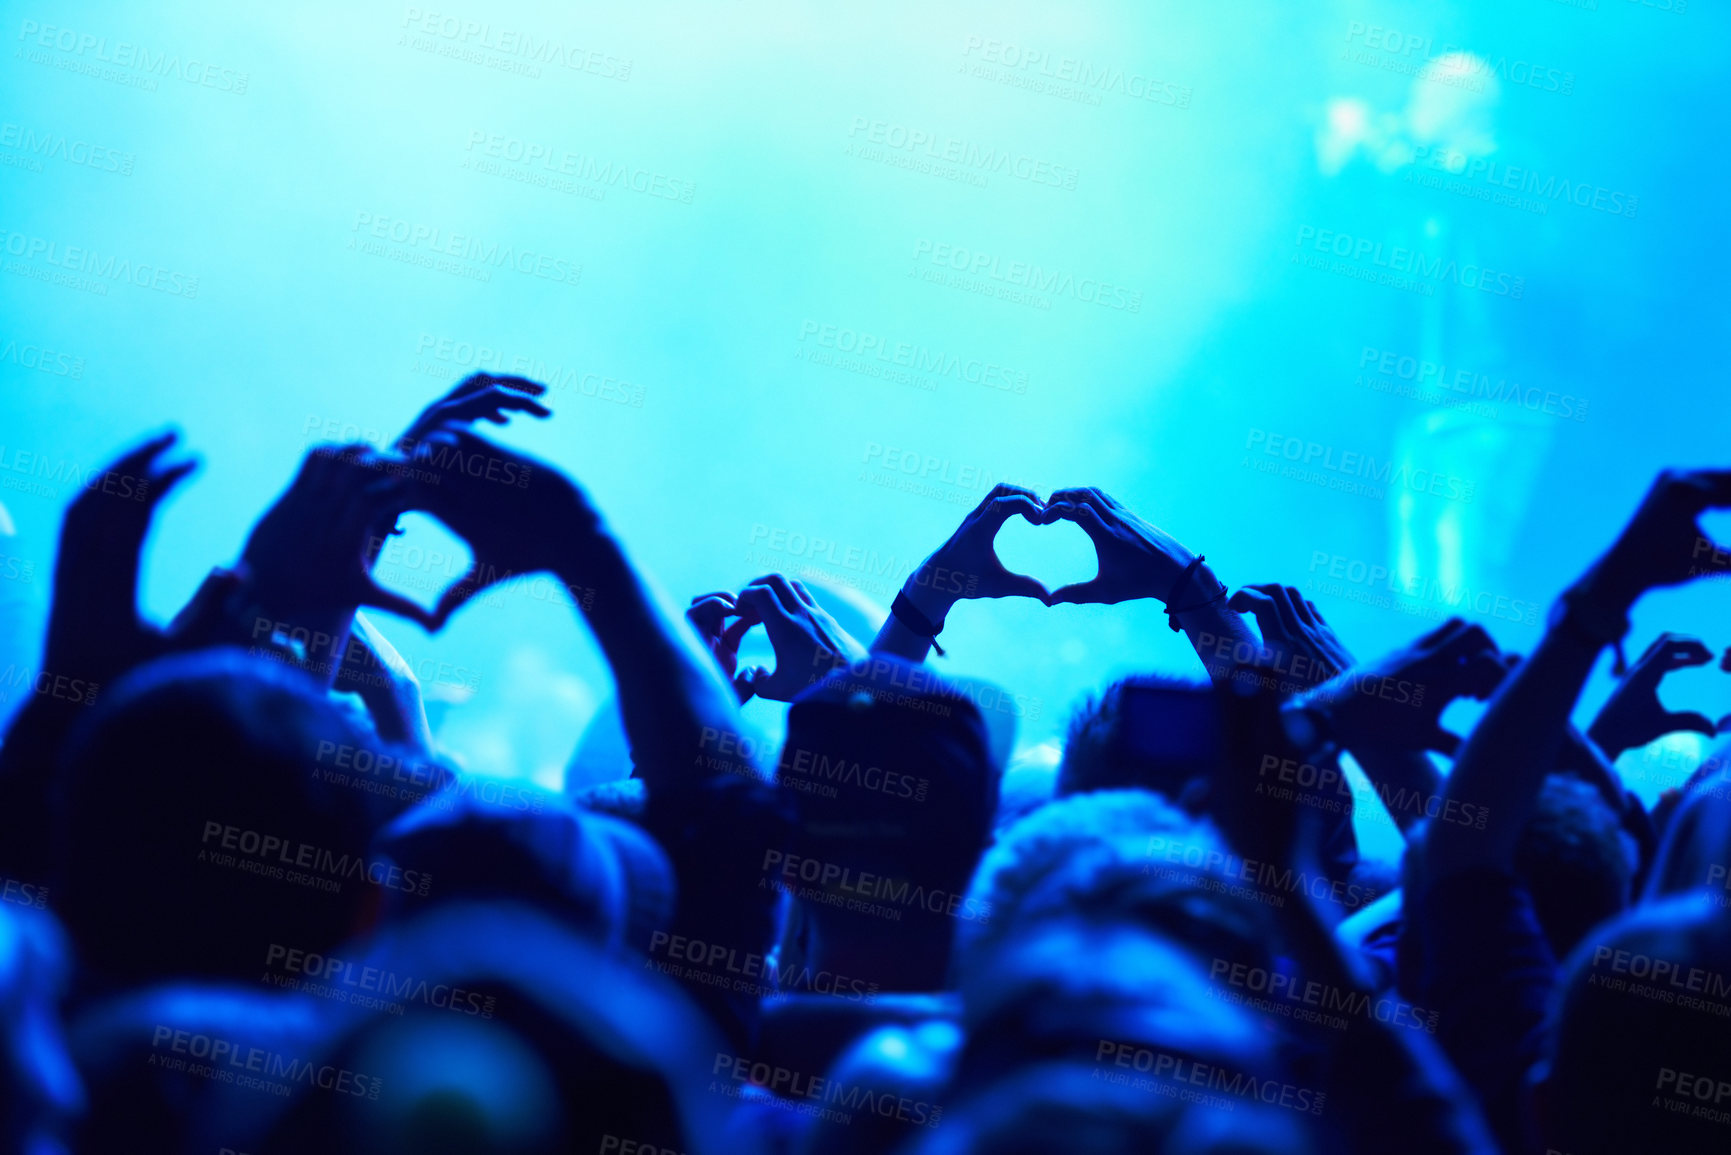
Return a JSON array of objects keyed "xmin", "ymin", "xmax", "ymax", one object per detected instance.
[{"xmin": 3, "ymin": 372, "xmax": 1730, "ymax": 1154}]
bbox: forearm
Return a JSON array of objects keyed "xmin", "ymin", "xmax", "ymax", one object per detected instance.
[
  {"xmin": 1346, "ymin": 745, "xmax": 1441, "ymax": 836},
  {"xmin": 558, "ymin": 526, "xmax": 749, "ymax": 792},
  {"xmin": 1173, "ymin": 567, "xmax": 1258, "ymax": 685},
  {"xmin": 1558, "ymin": 724, "xmax": 1630, "ymax": 814},
  {"xmin": 1426, "ymin": 611, "xmax": 1609, "ymax": 878},
  {"xmin": 869, "ymin": 562, "xmax": 955, "ymax": 663}
]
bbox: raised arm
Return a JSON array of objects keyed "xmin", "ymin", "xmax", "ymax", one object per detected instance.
[
  {"xmin": 0, "ymin": 432, "xmax": 196, "ymax": 880},
  {"xmin": 405, "ymin": 425, "xmax": 747, "ymax": 794},
  {"xmin": 1231, "ymin": 582, "xmax": 1448, "ymax": 836},
  {"xmin": 1425, "ymin": 469, "xmax": 1731, "ymax": 881}
]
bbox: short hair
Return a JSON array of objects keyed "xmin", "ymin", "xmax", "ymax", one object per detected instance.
[
  {"xmin": 954, "ymin": 789, "xmax": 1273, "ymax": 987},
  {"xmin": 1513, "ymin": 775, "xmax": 1635, "ymax": 959},
  {"xmin": 1055, "ymin": 674, "xmax": 1213, "ymax": 801},
  {"xmin": 267, "ymin": 904, "xmax": 735, "ymax": 1154}
]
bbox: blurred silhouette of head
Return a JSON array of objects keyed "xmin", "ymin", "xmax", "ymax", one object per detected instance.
[
  {"xmin": 774, "ymin": 656, "xmax": 999, "ymax": 991},
  {"xmin": 71, "ymin": 904, "xmax": 738, "ymax": 1155},
  {"xmin": 374, "ymin": 788, "xmax": 673, "ymax": 952},
  {"xmin": 1540, "ymin": 895, "xmax": 1731, "ymax": 1155},
  {"xmin": 930, "ymin": 919, "xmax": 1309, "ymax": 1154},
  {"xmin": 1513, "ymin": 774, "xmax": 1635, "ymax": 960},
  {"xmin": 1056, "ymin": 674, "xmax": 1216, "ymax": 803},
  {"xmin": 55, "ymin": 650, "xmax": 398, "ymax": 991},
  {"xmin": 955, "ymin": 789, "xmax": 1274, "ymax": 990},
  {"xmin": 897, "ymin": 1061, "xmax": 1310, "ymax": 1155}
]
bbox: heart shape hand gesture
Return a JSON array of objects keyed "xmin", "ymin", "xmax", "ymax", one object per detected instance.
[{"xmin": 900, "ymin": 485, "xmax": 1208, "ymax": 628}]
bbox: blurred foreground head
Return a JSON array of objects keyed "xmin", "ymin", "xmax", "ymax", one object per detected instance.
[
  {"xmin": 1541, "ymin": 895, "xmax": 1731, "ymax": 1155},
  {"xmin": 55, "ymin": 650, "xmax": 401, "ymax": 990},
  {"xmin": 918, "ymin": 918, "xmax": 1309, "ymax": 1155},
  {"xmin": 774, "ymin": 656, "xmax": 1000, "ymax": 990},
  {"xmin": 71, "ymin": 904, "xmax": 741, "ymax": 1155}
]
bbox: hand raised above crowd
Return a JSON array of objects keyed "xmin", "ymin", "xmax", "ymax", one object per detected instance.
[
  {"xmin": 1587, "ymin": 632, "xmax": 1721, "ymax": 759},
  {"xmin": 1283, "ymin": 617, "xmax": 1508, "ymax": 756},
  {"xmin": 44, "ymin": 430, "xmax": 197, "ymax": 690},
  {"xmin": 1039, "ymin": 486, "xmax": 1206, "ymax": 608},
  {"xmin": 698, "ymin": 575, "xmax": 867, "ymax": 702},
  {"xmin": 404, "ymin": 425, "xmax": 602, "ymax": 627}
]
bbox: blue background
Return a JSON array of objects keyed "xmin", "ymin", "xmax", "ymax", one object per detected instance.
[{"xmin": 2, "ymin": 0, "xmax": 1726, "ymax": 864}]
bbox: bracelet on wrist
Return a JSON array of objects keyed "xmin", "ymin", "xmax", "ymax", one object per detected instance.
[
  {"xmin": 891, "ymin": 589, "xmax": 946, "ymax": 656},
  {"xmin": 1164, "ymin": 555, "xmax": 1228, "ymax": 632}
]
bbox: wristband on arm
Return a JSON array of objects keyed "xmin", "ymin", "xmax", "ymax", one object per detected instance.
[
  {"xmin": 1164, "ymin": 554, "xmax": 1228, "ymax": 632},
  {"xmin": 891, "ymin": 590, "xmax": 946, "ymax": 657}
]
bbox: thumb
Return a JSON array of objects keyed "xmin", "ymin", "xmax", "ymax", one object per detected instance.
[
  {"xmin": 361, "ymin": 577, "xmax": 440, "ymax": 633},
  {"xmin": 1046, "ymin": 580, "xmax": 1103, "ymax": 606}
]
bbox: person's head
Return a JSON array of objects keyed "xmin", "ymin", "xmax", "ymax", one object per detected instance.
[
  {"xmin": 773, "ymin": 656, "xmax": 999, "ymax": 990},
  {"xmin": 1644, "ymin": 765, "xmax": 1731, "ymax": 904},
  {"xmin": 1513, "ymin": 775, "xmax": 1636, "ymax": 960},
  {"xmin": 54, "ymin": 649, "xmax": 402, "ymax": 990},
  {"xmin": 1055, "ymin": 674, "xmax": 1215, "ymax": 803},
  {"xmin": 793, "ymin": 1020, "xmax": 962, "ymax": 1155},
  {"xmin": 954, "ymin": 789, "xmax": 1274, "ymax": 990},
  {"xmin": 896, "ymin": 1060, "xmax": 1310, "ymax": 1155},
  {"xmin": 263, "ymin": 904, "xmax": 735, "ymax": 1155},
  {"xmin": 374, "ymin": 788, "xmax": 673, "ymax": 952},
  {"xmin": 936, "ymin": 918, "xmax": 1308, "ymax": 1154},
  {"xmin": 69, "ymin": 904, "xmax": 734, "ymax": 1155},
  {"xmin": 1539, "ymin": 895, "xmax": 1731, "ymax": 1155}
]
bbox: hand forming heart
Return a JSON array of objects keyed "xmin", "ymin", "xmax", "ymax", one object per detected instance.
[
  {"xmin": 903, "ymin": 484, "xmax": 1203, "ymax": 620},
  {"xmin": 687, "ymin": 575, "xmax": 867, "ymax": 703}
]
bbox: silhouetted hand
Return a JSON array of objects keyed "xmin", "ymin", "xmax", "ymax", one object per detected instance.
[
  {"xmin": 1285, "ymin": 618, "xmax": 1508, "ymax": 756},
  {"xmin": 398, "ymin": 373, "xmax": 551, "ymax": 450},
  {"xmin": 238, "ymin": 444, "xmax": 437, "ymax": 661},
  {"xmin": 1040, "ymin": 487, "xmax": 1198, "ymax": 606},
  {"xmin": 729, "ymin": 575, "xmax": 867, "ymax": 702},
  {"xmin": 900, "ymin": 483, "xmax": 1050, "ymax": 623},
  {"xmin": 1229, "ymin": 582, "xmax": 1355, "ymax": 690},
  {"xmin": 1578, "ymin": 469, "xmax": 1731, "ymax": 607},
  {"xmin": 687, "ymin": 590, "xmax": 753, "ymax": 690},
  {"xmin": 1587, "ymin": 633, "xmax": 1720, "ymax": 759},
  {"xmin": 44, "ymin": 430, "xmax": 197, "ymax": 689},
  {"xmin": 404, "ymin": 424, "xmax": 600, "ymax": 626}
]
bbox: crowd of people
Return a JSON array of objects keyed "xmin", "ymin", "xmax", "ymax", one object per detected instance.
[{"xmin": 2, "ymin": 371, "xmax": 1729, "ymax": 1154}]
